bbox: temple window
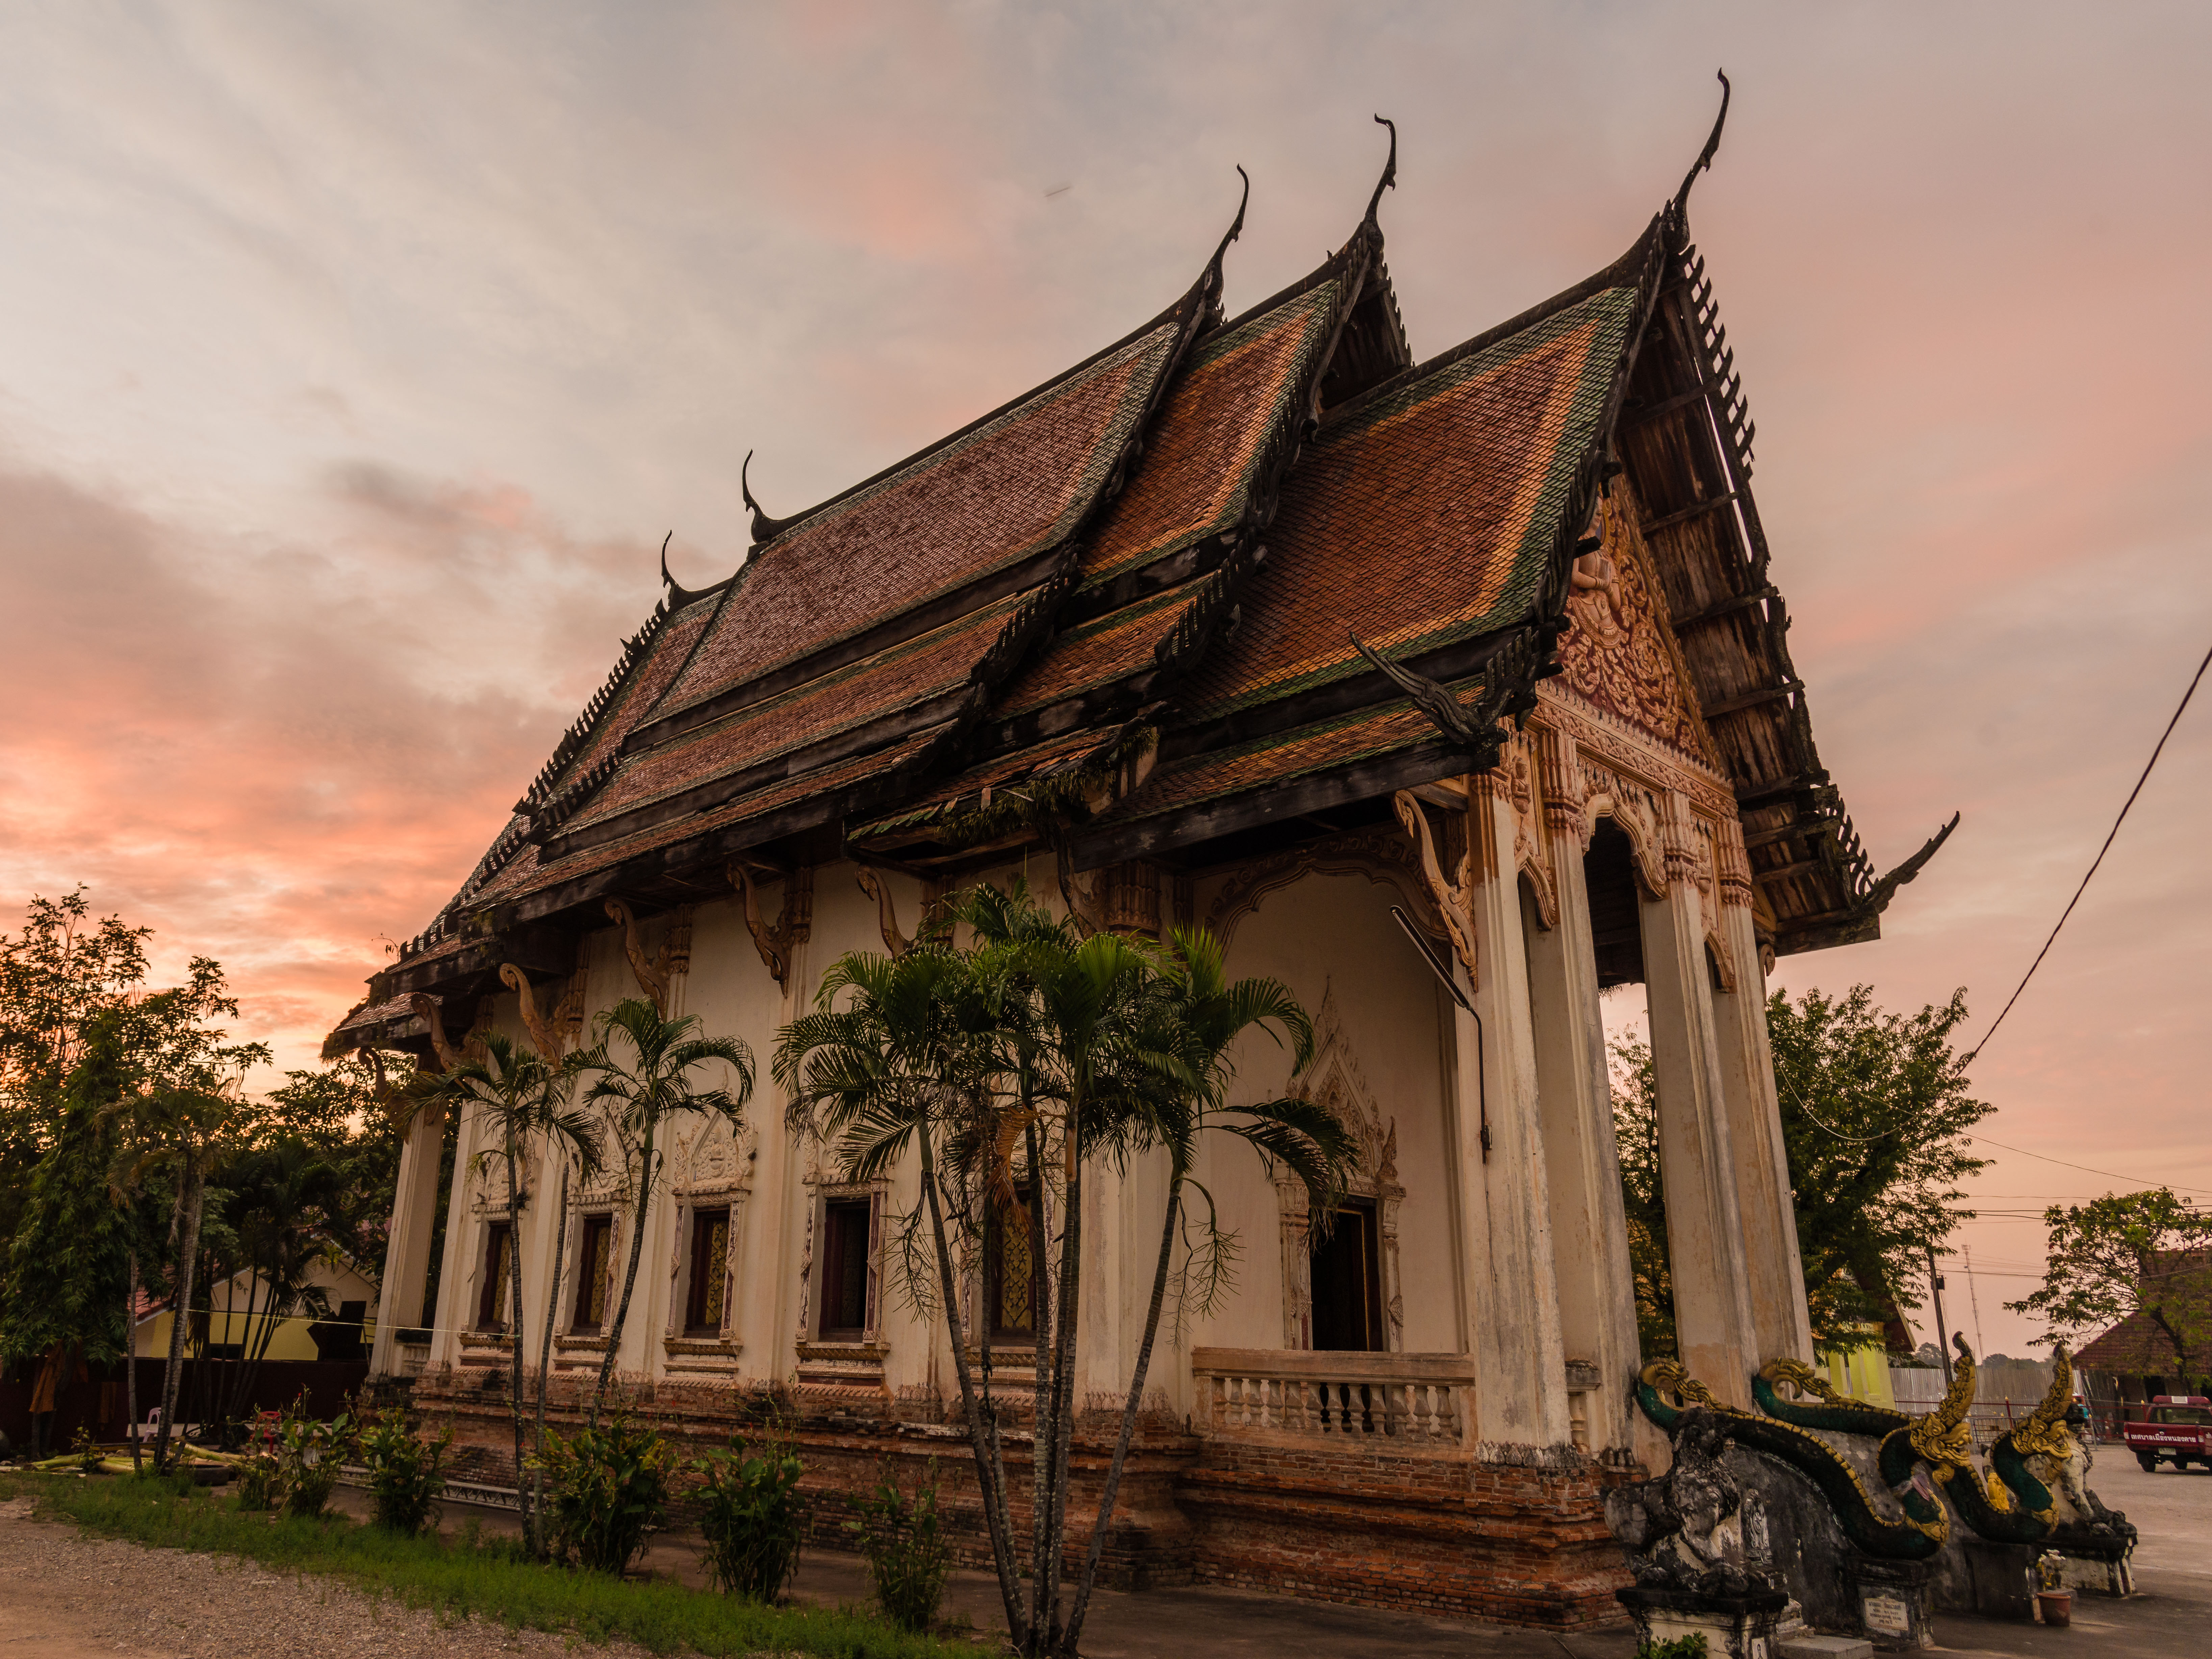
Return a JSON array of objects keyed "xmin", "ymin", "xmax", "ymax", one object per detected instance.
[
  {"xmin": 476, "ymin": 1221, "xmax": 513, "ymax": 1333},
  {"xmin": 684, "ymin": 1206, "xmax": 732, "ymax": 1336},
  {"xmin": 573, "ymin": 1214, "xmax": 613, "ymax": 1333},
  {"xmin": 1310, "ymin": 1199, "xmax": 1384, "ymax": 1351},
  {"xmin": 818, "ymin": 1197, "xmax": 873, "ymax": 1339}
]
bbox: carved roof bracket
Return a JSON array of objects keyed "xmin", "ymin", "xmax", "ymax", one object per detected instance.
[
  {"xmin": 731, "ymin": 861, "xmax": 812, "ymax": 991},
  {"xmin": 499, "ymin": 963, "xmax": 566, "ymax": 1057},
  {"xmin": 1391, "ymin": 789, "xmax": 1479, "ymax": 991}
]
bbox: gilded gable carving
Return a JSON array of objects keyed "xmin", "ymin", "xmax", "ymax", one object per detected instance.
[{"xmin": 1556, "ymin": 492, "xmax": 1720, "ymax": 767}]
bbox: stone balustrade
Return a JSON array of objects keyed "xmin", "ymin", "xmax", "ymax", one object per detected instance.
[{"xmin": 1191, "ymin": 1347, "xmax": 1476, "ymax": 1450}]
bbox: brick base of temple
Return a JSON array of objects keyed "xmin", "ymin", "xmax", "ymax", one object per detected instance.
[{"xmin": 407, "ymin": 1365, "xmax": 1634, "ymax": 1626}]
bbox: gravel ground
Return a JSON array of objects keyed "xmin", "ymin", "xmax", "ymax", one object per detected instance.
[{"xmin": 0, "ymin": 1496, "xmax": 670, "ymax": 1659}]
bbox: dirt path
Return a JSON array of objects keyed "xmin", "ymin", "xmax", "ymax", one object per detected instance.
[{"xmin": 0, "ymin": 1497, "xmax": 662, "ymax": 1659}]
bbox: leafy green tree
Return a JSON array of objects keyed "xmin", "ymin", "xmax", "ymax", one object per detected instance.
[
  {"xmin": 578, "ymin": 999, "xmax": 753, "ymax": 1428},
  {"xmin": 2006, "ymin": 1190, "xmax": 2212, "ymax": 1383},
  {"xmin": 0, "ymin": 891, "xmax": 151, "ymax": 1243},
  {"xmin": 0, "ymin": 1013, "xmax": 136, "ymax": 1414},
  {"xmin": 1612, "ymin": 984, "xmax": 1990, "ymax": 1356},
  {"xmin": 100, "ymin": 960, "xmax": 269, "ymax": 1469},
  {"xmin": 1605, "ymin": 1037, "xmax": 1677, "ymax": 1359}
]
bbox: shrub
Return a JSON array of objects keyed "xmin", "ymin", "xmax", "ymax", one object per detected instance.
[
  {"xmin": 1636, "ymin": 1636, "xmax": 1709, "ymax": 1659},
  {"xmin": 274, "ymin": 1394, "xmax": 351, "ymax": 1519},
  {"xmin": 533, "ymin": 1410, "xmax": 673, "ymax": 1575},
  {"xmin": 695, "ymin": 1434, "xmax": 806, "ymax": 1602},
  {"xmin": 846, "ymin": 1457, "xmax": 951, "ymax": 1635},
  {"xmin": 235, "ymin": 1448, "xmax": 284, "ymax": 1511},
  {"xmin": 354, "ymin": 1403, "xmax": 454, "ymax": 1536}
]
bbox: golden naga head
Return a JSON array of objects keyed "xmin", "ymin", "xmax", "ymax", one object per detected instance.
[
  {"xmin": 1907, "ymin": 1334, "xmax": 1977, "ymax": 1473},
  {"xmin": 1641, "ymin": 1358, "xmax": 1723, "ymax": 1409},
  {"xmin": 2010, "ymin": 1343, "xmax": 2079, "ymax": 1462},
  {"xmin": 1761, "ymin": 1357, "xmax": 1852, "ymax": 1407}
]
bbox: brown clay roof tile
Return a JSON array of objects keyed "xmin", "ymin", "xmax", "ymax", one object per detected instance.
[
  {"xmin": 655, "ymin": 326, "xmax": 1181, "ymax": 722},
  {"xmin": 1179, "ymin": 289, "xmax": 1638, "ymax": 723}
]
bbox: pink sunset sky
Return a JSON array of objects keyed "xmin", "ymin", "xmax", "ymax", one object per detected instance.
[{"xmin": 2, "ymin": 4, "xmax": 2206, "ymax": 1354}]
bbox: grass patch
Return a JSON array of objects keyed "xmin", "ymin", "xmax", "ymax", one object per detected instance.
[{"xmin": 0, "ymin": 1470, "xmax": 985, "ymax": 1658}]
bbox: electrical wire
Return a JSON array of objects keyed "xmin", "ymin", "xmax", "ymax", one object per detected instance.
[{"xmin": 1966, "ymin": 636, "xmax": 2212, "ymax": 1065}]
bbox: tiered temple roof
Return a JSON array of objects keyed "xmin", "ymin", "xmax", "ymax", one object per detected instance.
[{"xmin": 332, "ymin": 95, "xmax": 1940, "ymax": 1056}]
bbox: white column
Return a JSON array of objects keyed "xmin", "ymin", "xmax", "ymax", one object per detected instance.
[
  {"xmin": 1711, "ymin": 823, "xmax": 1814, "ymax": 1366},
  {"xmin": 1523, "ymin": 736, "xmax": 1643, "ymax": 1452},
  {"xmin": 1455, "ymin": 778, "xmax": 1572, "ymax": 1448},
  {"xmin": 370, "ymin": 1100, "xmax": 446, "ymax": 1375},
  {"xmin": 1637, "ymin": 792, "xmax": 1758, "ymax": 1408}
]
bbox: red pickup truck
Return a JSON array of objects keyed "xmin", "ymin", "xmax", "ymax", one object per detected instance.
[{"xmin": 2124, "ymin": 1395, "xmax": 2212, "ymax": 1471}]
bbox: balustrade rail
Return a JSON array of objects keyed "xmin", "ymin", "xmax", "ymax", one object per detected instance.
[{"xmin": 1191, "ymin": 1348, "xmax": 1475, "ymax": 1450}]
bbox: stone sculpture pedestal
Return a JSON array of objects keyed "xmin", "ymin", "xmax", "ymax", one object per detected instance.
[
  {"xmin": 1618, "ymin": 1585, "xmax": 1790, "ymax": 1659},
  {"xmin": 1841, "ymin": 1557, "xmax": 1932, "ymax": 1651}
]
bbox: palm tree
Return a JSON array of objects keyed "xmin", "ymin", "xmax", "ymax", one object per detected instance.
[
  {"xmin": 412, "ymin": 1031, "xmax": 597, "ymax": 1535},
  {"xmin": 780, "ymin": 882, "xmax": 1351, "ymax": 1658},
  {"xmin": 578, "ymin": 997, "xmax": 753, "ymax": 1427},
  {"xmin": 1059, "ymin": 923, "xmax": 1349, "ymax": 1655},
  {"xmin": 775, "ymin": 944, "xmax": 1025, "ymax": 1625}
]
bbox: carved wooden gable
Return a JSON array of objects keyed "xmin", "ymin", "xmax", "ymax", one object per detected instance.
[{"xmin": 1555, "ymin": 489, "xmax": 1721, "ymax": 768}]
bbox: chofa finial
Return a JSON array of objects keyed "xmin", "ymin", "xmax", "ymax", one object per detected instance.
[
  {"xmin": 1366, "ymin": 114, "xmax": 1397, "ymax": 224},
  {"xmin": 658, "ymin": 529, "xmax": 673, "ymax": 589},
  {"xmin": 1208, "ymin": 164, "xmax": 1251, "ymax": 275},
  {"xmin": 741, "ymin": 450, "xmax": 790, "ymax": 546},
  {"xmin": 1672, "ymin": 70, "xmax": 1731, "ymax": 220}
]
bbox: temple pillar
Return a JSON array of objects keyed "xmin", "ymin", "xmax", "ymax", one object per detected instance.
[
  {"xmin": 1637, "ymin": 791, "xmax": 1758, "ymax": 1408},
  {"xmin": 1523, "ymin": 733, "xmax": 1642, "ymax": 1453},
  {"xmin": 1455, "ymin": 777, "xmax": 1572, "ymax": 1447},
  {"xmin": 1711, "ymin": 821, "xmax": 1814, "ymax": 1367},
  {"xmin": 370, "ymin": 1100, "xmax": 446, "ymax": 1376}
]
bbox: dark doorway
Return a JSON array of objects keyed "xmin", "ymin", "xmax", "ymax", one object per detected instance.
[
  {"xmin": 476, "ymin": 1222, "xmax": 513, "ymax": 1332},
  {"xmin": 818, "ymin": 1198, "xmax": 873, "ymax": 1339},
  {"xmin": 684, "ymin": 1207, "xmax": 731, "ymax": 1335},
  {"xmin": 1584, "ymin": 820, "xmax": 1647, "ymax": 988},
  {"xmin": 1310, "ymin": 1200, "xmax": 1383, "ymax": 1351}
]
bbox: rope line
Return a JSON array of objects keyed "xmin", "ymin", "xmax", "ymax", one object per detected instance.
[{"xmin": 1966, "ymin": 636, "xmax": 2212, "ymax": 1064}]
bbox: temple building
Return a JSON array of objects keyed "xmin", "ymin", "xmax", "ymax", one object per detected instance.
[{"xmin": 330, "ymin": 99, "xmax": 1950, "ymax": 1625}]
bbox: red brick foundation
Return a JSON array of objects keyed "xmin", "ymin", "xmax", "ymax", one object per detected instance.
[{"xmin": 408, "ymin": 1365, "xmax": 1632, "ymax": 1625}]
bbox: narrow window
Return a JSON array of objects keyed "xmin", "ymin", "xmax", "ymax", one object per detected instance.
[
  {"xmin": 1309, "ymin": 1199, "xmax": 1383, "ymax": 1352},
  {"xmin": 986, "ymin": 1183, "xmax": 1040, "ymax": 1346},
  {"xmin": 684, "ymin": 1207, "xmax": 732, "ymax": 1336},
  {"xmin": 573, "ymin": 1215, "xmax": 613, "ymax": 1333},
  {"xmin": 817, "ymin": 1198, "xmax": 872, "ymax": 1339},
  {"xmin": 477, "ymin": 1222, "xmax": 514, "ymax": 1332}
]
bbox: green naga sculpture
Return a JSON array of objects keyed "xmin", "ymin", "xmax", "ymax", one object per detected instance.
[{"xmin": 1634, "ymin": 1335, "xmax": 2136, "ymax": 1572}]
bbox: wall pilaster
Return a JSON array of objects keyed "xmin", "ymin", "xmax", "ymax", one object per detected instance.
[
  {"xmin": 1710, "ymin": 825, "xmax": 1814, "ymax": 1366},
  {"xmin": 1637, "ymin": 791, "xmax": 1759, "ymax": 1408},
  {"xmin": 370, "ymin": 1100, "xmax": 446, "ymax": 1376},
  {"xmin": 1522, "ymin": 736, "xmax": 1642, "ymax": 1452},
  {"xmin": 1457, "ymin": 779, "xmax": 1572, "ymax": 1447}
]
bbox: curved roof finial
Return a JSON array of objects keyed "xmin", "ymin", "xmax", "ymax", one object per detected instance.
[
  {"xmin": 658, "ymin": 529, "xmax": 674, "ymax": 589},
  {"xmin": 1672, "ymin": 70, "xmax": 1731, "ymax": 220},
  {"xmin": 1365, "ymin": 114, "xmax": 1398, "ymax": 225},
  {"xmin": 1209, "ymin": 164, "xmax": 1251, "ymax": 271},
  {"xmin": 741, "ymin": 449, "xmax": 791, "ymax": 546}
]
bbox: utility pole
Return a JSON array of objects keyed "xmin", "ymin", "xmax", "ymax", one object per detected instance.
[{"xmin": 1928, "ymin": 1247, "xmax": 1953, "ymax": 1385}]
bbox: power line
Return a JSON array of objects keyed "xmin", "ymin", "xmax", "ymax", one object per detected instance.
[
  {"xmin": 1957, "ymin": 1130, "xmax": 2212, "ymax": 1197},
  {"xmin": 1966, "ymin": 635, "xmax": 2212, "ymax": 1064}
]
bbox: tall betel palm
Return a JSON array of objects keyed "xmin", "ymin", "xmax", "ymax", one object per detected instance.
[
  {"xmin": 779, "ymin": 881, "xmax": 1353, "ymax": 1658},
  {"xmin": 408, "ymin": 1031, "xmax": 598, "ymax": 1537},
  {"xmin": 1060, "ymin": 921, "xmax": 1348, "ymax": 1654},
  {"xmin": 579, "ymin": 997, "xmax": 753, "ymax": 1426}
]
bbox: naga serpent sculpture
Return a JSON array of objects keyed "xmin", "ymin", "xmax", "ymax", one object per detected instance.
[
  {"xmin": 1636, "ymin": 1357, "xmax": 1959, "ymax": 1559},
  {"xmin": 1645, "ymin": 1336, "xmax": 2130, "ymax": 1559}
]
